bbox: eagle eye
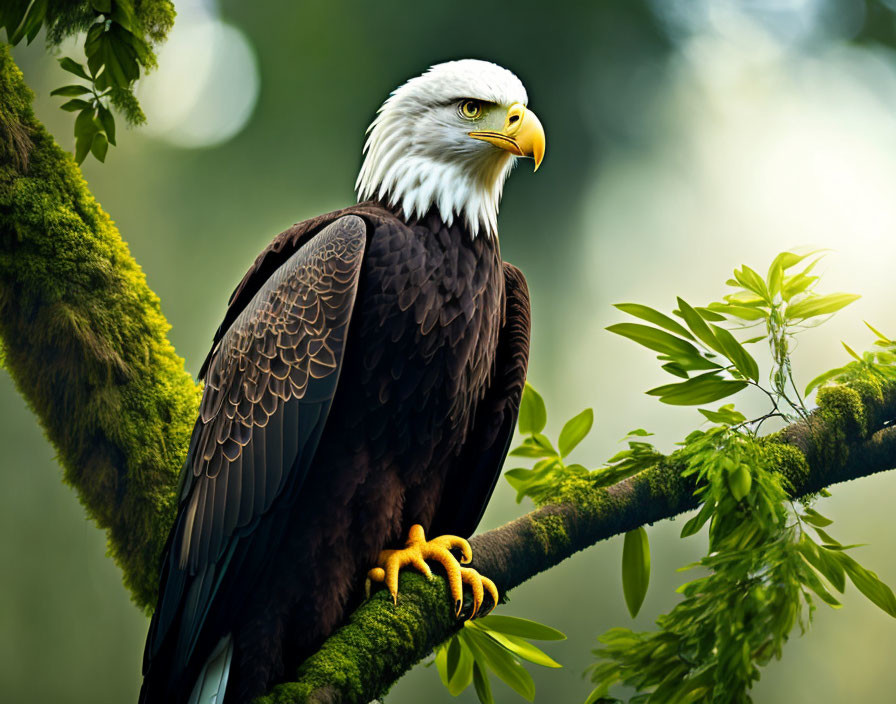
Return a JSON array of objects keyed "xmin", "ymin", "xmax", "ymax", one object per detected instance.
[{"xmin": 458, "ymin": 99, "xmax": 484, "ymax": 120}]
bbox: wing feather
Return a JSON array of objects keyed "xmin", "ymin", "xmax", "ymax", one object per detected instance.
[{"xmin": 141, "ymin": 215, "xmax": 367, "ymax": 702}]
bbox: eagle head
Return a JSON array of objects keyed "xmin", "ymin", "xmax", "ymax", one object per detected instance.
[{"xmin": 355, "ymin": 59, "xmax": 545, "ymax": 238}]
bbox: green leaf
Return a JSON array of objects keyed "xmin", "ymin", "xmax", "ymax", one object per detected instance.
[
  {"xmin": 472, "ymin": 662, "xmax": 495, "ymax": 704},
  {"xmin": 695, "ymin": 306, "xmax": 726, "ymax": 322},
  {"xmin": 606, "ymin": 323, "xmax": 700, "ymax": 358},
  {"xmin": 813, "ymin": 526, "xmax": 841, "ymax": 546},
  {"xmin": 60, "ymin": 99, "xmax": 92, "ymax": 112},
  {"xmin": 98, "ymin": 104, "xmax": 116, "ymax": 145},
  {"xmin": 804, "ymin": 367, "xmax": 847, "ymax": 396},
  {"xmin": 508, "ymin": 433, "xmax": 557, "ymax": 458},
  {"xmin": 680, "ymin": 500, "xmax": 715, "ymax": 538},
  {"xmin": 51, "ymin": 84, "xmax": 92, "ymax": 97},
  {"xmin": 733, "ymin": 265, "xmax": 770, "ymax": 300},
  {"xmin": 661, "ymin": 363, "xmax": 689, "ymax": 379},
  {"xmin": 59, "ymin": 57, "xmax": 91, "ymax": 80},
  {"xmin": 448, "ymin": 639, "xmax": 474, "ymax": 695},
  {"xmin": 90, "ymin": 0, "xmax": 112, "ymax": 12},
  {"xmin": 659, "ymin": 353, "xmax": 723, "ymax": 372},
  {"xmin": 91, "ymin": 132, "xmax": 109, "ymax": 162},
  {"xmin": 584, "ymin": 685, "xmax": 611, "ymax": 704},
  {"xmin": 727, "ymin": 465, "xmax": 752, "ymax": 501},
  {"xmin": 676, "ymin": 298, "xmax": 723, "ymax": 354},
  {"xmin": 842, "ymin": 341, "xmax": 862, "ymax": 362},
  {"xmin": 74, "ymin": 107, "xmax": 98, "ymax": 139},
  {"xmin": 518, "ymin": 383, "xmax": 546, "ymax": 435},
  {"xmin": 86, "ymin": 23, "xmax": 140, "ymax": 89},
  {"xmin": 767, "ymin": 261, "xmax": 784, "ymax": 297},
  {"xmin": 475, "ymin": 628, "xmax": 562, "ymax": 668},
  {"xmin": 0, "ymin": 2, "xmax": 30, "ymax": 44},
  {"xmin": 865, "ymin": 321, "xmax": 891, "ymax": 343},
  {"xmin": 8, "ymin": 0, "xmax": 46, "ymax": 45},
  {"xmin": 614, "ymin": 303, "xmax": 695, "ymax": 340},
  {"xmin": 462, "ymin": 628, "xmax": 536, "ymax": 701},
  {"xmin": 558, "ymin": 408, "xmax": 593, "ymax": 457},
  {"xmin": 622, "ymin": 527, "xmax": 650, "ymax": 618},
  {"xmin": 625, "ymin": 428, "xmax": 653, "ymax": 438},
  {"xmin": 647, "ymin": 373, "xmax": 748, "ymax": 406},
  {"xmin": 802, "ymin": 508, "xmax": 833, "ymax": 527},
  {"xmin": 711, "ymin": 325, "xmax": 760, "ymax": 381},
  {"xmin": 800, "ymin": 560, "xmax": 843, "ymax": 607},
  {"xmin": 111, "ymin": 0, "xmax": 138, "ymax": 33},
  {"xmin": 782, "ymin": 273, "xmax": 818, "ymax": 301},
  {"xmin": 698, "ymin": 404, "xmax": 746, "ymax": 425},
  {"xmin": 707, "ymin": 301, "xmax": 767, "ymax": 321},
  {"xmin": 786, "ymin": 293, "xmax": 860, "ymax": 321},
  {"xmin": 75, "ymin": 134, "xmax": 95, "ymax": 165},
  {"xmin": 476, "ymin": 615, "xmax": 567, "ymax": 641},
  {"xmin": 446, "ymin": 635, "xmax": 461, "ymax": 684},
  {"xmin": 435, "ymin": 644, "xmax": 450, "ymax": 687},
  {"xmin": 767, "ymin": 251, "xmax": 817, "ymax": 296},
  {"xmin": 798, "ymin": 538, "xmax": 846, "ymax": 593},
  {"xmin": 836, "ymin": 553, "xmax": 896, "ymax": 617}
]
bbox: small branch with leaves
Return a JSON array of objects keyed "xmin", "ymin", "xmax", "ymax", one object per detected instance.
[
  {"xmin": 416, "ymin": 251, "xmax": 896, "ymax": 704},
  {"xmin": 1, "ymin": 0, "xmax": 173, "ymax": 163}
]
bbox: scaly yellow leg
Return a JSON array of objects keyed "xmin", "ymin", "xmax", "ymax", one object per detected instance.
[{"xmin": 366, "ymin": 524, "xmax": 499, "ymax": 618}]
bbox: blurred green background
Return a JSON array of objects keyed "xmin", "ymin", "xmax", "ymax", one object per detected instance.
[{"xmin": 5, "ymin": 0, "xmax": 896, "ymax": 701}]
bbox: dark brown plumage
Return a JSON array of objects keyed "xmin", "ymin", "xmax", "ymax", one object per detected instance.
[{"xmin": 139, "ymin": 201, "xmax": 531, "ymax": 703}]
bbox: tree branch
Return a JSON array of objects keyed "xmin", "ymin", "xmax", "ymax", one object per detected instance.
[
  {"xmin": 0, "ymin": 44, "xmax": 198, "ymax": 611},
  {"xmin": 263, "ymin": 378, "xmax": 896, "ymax": 704},
  {"xmin": 4, "ymin": 39, "xmax": 896, "ymax": 704}
]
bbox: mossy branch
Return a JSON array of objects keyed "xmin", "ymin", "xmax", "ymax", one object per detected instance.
[
  {"xmin": 271, "ymin": 377, "xmax": 896, "ymax": 704},
  {"xmin": 3, "ymin": 41, "xmax": 896, "ymax": 704},
  {"xmin": 0, "ymin": 44, "xmax": 199, "ymax": 612}
]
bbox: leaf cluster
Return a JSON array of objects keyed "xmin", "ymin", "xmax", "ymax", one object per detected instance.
[
  {"xmin": 499, "ymin": 252, "xmax": 894, "ymax": 703},
  {"xmin": 805, "ymin": 322, "xmax": 896, "ymax": 395},
  {"xmin": 587, "ymin": 427, "xmax": 896, "ymax": 704},
  {"xmin": 503, "ymin": 383, "xmax": 598, "ymax": 504},
  {"xmin": 608, "ymin": 252, "xmax": 859, "ymax": 419},
  {"xmin": 581, "ymin": 251, "xmax": 895, "ymax": 703},
  {"xmin": 2, "ymin": 0, "xmax": 173, "ymax": 163},
  {"xmin": 433, "ymin": 615, "xmax": 566, "ymax": 704}
]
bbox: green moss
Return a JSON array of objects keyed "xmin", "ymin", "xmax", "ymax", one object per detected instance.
[
  {"xmin": 530, "ymin": 512, "xmax": 570, "ymax": 552},
  {"xmin": 258, "ymin": 572, "xmax": 458, "ymax": 704},
  {"xmin": 0, "ymin": 46, "xmax": 199, "ymax": 611},
  {"xmin": 758, "ymin": 443, "xmax": 809, "ymax": 494},
  {"xmin": 544, "ymin": 475, "xmax": 604, "ymax": 510},
  {"xmin": 41, "ymin": 1, "xmax": 175, "ymax": 52},
  {"xmin": 817, "ymin": 385, "xmax": 867, "ymax": 436}
]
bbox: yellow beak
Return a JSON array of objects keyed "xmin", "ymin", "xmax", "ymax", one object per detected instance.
[{"xmin": 468, "ymin": 102, "xmax": 546, "ymax": 171}]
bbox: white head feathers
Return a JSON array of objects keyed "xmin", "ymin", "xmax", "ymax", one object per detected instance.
[{"xmin": 355, "ymin": 59, "xmax": 529, "ymax": 238}]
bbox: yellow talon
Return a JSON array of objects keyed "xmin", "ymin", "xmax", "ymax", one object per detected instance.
[{"xmin": 366, "ymin": 524, "xmax": 498, "ymax": 618}]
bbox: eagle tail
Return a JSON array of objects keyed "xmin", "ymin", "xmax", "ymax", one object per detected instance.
[{"xmin": 187, "ymin": 635, "xmax": 233, "ymax": 704}]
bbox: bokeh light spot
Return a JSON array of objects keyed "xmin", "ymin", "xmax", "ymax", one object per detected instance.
[{"xmin": 138, "ymin": 9, "xmax": 259, "ymax": 148}]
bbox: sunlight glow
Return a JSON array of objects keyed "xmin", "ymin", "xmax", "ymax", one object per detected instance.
[{"xmin": 137, "ymin": 0, "xmax": 259, "ymax": 148}]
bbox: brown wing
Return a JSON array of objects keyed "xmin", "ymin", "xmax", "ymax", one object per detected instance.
[
  {"xmin": 181, "ymin": 214, "xmax": 366, "ymax": 571},
  {"xmin": 142, "ymin": 215, "xmax": 366, "ymax": 696},
  {"xmin": 430, "ymin": 262, "xmax": 531, "ymax": 538}
]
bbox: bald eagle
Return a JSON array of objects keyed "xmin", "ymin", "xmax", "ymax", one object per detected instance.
[{"xmin": 139, "ymin": 59, "xmax": 544, "ymax": 704}]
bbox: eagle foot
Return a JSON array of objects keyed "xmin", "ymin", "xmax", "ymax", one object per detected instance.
[{"xmin": 365, "ymin": 524, "xmax": 498, "ymax": 619}]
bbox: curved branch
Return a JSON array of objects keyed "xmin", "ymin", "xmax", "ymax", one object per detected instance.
[{"xmin": 264, "ymin": 378, "xmax": 896, "ymax": 704}]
